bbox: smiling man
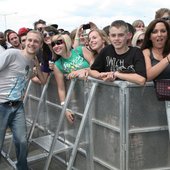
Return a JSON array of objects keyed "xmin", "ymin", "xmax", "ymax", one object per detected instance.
[
  {"xmin": 89, "ymin": 20, "xmax": 146, "ymax": 85},
  {"xmin": 0, "ymin": 30, "xmax": 45, "ymax": 170}
]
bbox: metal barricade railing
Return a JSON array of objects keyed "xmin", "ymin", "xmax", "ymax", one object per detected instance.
[{"xmin": 2, "ymin": 76, "xmax": 170, "ymax": 170}]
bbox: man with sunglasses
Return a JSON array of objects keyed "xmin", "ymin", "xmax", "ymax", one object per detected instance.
[
  {"xmin": 0, "ymin": 30, "xmax": 45, "ymax": 170},
  {"xmin": 155, "ymin": 8, "xmax": 170, "ymax": 25}
]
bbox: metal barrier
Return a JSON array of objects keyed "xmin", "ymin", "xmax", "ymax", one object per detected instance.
[{"xmin": 2, "ymin": 74, "xmax": 170, "ymax": 170}]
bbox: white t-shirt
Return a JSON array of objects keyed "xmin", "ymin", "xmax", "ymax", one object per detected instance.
[
  {"xmin": 0, "ymin": 49, "xmax": 34, "ymax": 103},
  {"xmin": 0, "ymin": 45, "xmax": 5, "ymax": 53}
]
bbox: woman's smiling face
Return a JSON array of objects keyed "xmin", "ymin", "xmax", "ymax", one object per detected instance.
[
  {"xmin": 150, "ymin": 22, "xmax": 168, "ymax": 49},
  {"xmin": 51, "ymin": 35, "xmax": 66, "ymax": 56}
]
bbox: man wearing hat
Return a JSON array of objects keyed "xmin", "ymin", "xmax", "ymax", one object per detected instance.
[{"xmin": 18, "ymin": 27, "xmax": 30, "ymax": 49}]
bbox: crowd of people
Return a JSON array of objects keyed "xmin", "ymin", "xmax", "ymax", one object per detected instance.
[{"xmin": 0, "ymin": 7, "xmax": 170, "ymax": 170}]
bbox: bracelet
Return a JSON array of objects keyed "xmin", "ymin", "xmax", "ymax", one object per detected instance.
[
  {"xmin": 75, "ymin": 38, "xmax": 80, "ymax": 40},
  {"xmin": 61, "ymin": 101, "xmax": 65, "ymax": 106},
  {"xmin": 167, "ymin": 56, "xmax": 170, "ymax": 64}
]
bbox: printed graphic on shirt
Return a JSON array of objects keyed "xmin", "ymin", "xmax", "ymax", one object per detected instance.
[
  {"xmin": 106, "ymin": 56, "xmax": 135, "ymax": 73},
  {"xmin": 62, "ymin": 55, "xmax": 86, "ymax": 73},
  {"xmin": 8, "ymin": 65, "xmax": 31, "ymax": 101}
]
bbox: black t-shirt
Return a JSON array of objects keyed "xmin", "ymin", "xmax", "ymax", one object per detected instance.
[{"xmin": 91, "ymin": 45, "xmax": 146, "ymax": 78}]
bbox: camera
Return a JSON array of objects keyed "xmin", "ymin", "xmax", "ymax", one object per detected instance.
[{"xmin": 83, "ymin": 24, "xmax": 91, "ymax": 30}]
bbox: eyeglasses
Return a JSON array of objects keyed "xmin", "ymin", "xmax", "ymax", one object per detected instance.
[
  {"xmin": 137, "ymin": 39, "xmax": 144, "ymax": 44},
  {"xmin": 43, "ymin": 31, "xmax": 55, "ymax": 38},
  {"xmin": 51, "ymin": 39, "xmax": 64, "ymax": 47},
  {"xmin": 161, "ymin": 16, "xmax": 170, "ymax": 21}
]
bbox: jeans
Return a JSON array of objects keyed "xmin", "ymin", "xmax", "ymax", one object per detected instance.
[{"xmin": 0, "ymin": 102, "xmax": 28, "ymax": 170}]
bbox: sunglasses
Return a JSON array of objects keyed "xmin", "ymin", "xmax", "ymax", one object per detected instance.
[
  {"xmin": 51, "ymin": 39, "xmax": 64, "ymax": 47},
  {"xmin": 43, "ymin": 31, "xmax": 55, "ymax": 38},
  {"xmin": 137, "ymin": 39, "xmax": 144, "ymax": 44},
  {"xmin": 161, "ymin": 16, "xmax": 170, "ymax": 21}
]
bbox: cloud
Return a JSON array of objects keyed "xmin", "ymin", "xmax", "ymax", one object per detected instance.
[{"xmin": 0, "ymin": 0, "xmax": 169, "ymax": 32}]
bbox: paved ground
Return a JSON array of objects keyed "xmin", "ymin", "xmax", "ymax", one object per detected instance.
[
  {"xmin": 0, "ymin": 129, "xmax": 67, "ymax": 170},
  {"xmin": 0, "ymin": 156, "xmax": 13, "ymax": 170},
  {"xmin": 1, "ymin": 150, "xmax": 67, "ymax": 170}
]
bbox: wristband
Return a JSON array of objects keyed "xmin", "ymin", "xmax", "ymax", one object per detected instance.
[
  {"xmin": 167, "ymin": 57, "xmax": 170, "ymax": 64},
  {"xmin": 61, "ymin": 101, "xmax": 65, "ymax": 106}
]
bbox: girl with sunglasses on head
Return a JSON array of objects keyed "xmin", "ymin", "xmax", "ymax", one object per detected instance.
[
  {"xmin": 32, "ymin": 25, "xmax": 58, "ymax": 84},
  {"xmin": 52, "ymin": 33, "xmax": 94, "ymax": 123}
]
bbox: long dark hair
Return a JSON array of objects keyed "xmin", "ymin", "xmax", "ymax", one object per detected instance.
[{"xmin": 141, "ymin": 18, "xmax": 170, "ymax": 57}]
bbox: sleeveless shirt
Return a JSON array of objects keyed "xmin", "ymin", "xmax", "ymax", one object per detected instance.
[{"xmin": 150, "ymin": 49, "xmax": 170, "ymax": 80}]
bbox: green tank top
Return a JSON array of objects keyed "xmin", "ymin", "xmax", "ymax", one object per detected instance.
[{"xmin": 55, "ymin": 46, "xmax": 89, "ymax": 74}]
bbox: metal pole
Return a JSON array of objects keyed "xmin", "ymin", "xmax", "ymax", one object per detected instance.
[
  {"xmin": 4, "ymin": 15, "xmax": 7, "ymax": 30},
  {"xmin": 0, "ymin": 12, "xmax": 17, "ymax": 30}
]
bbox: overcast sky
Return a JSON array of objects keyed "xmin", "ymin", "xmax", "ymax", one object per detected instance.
[{"xmin": 0, "ymin": 0, "xmax": 168, "ymax": 33}]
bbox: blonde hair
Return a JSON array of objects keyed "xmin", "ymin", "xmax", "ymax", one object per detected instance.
[
  {"xmin": 27, "ymin": 30, "xmax": 43, "ymax": 44},
  {"xmin": 88, "ymin": 28, "xmax": 110, "ymax": 45},
  {"xmin": 131, "ymin": 30, "xmax": 145, "ymax": 47},
  {"xmin": 88, "ymin": 28, "xmax": 110, "ymax": 55},
  {"xmin": 52, "ymin": 33, "xmax": 72, "ymax": 52}
]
